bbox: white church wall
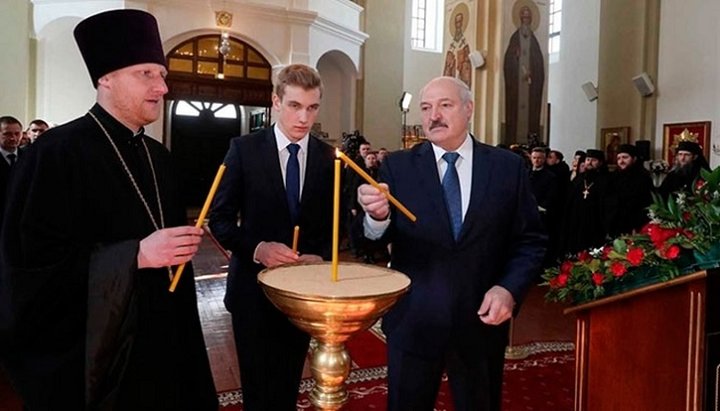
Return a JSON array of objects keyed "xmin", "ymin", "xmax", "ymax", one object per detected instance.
[
  {"xmin": 35, "ymin": 16, "xmax": 95, "ymax": 126},
  {"xmin": 308, "ymin": 0, "xmax": 362, "ymax": 31},
  {"xmin": 402, "ymin": 0, "xmax": 444, "ymax": 132},
  {"xmin": 362, "ymin": 0, "xmax": 406, "ymax": 150},
  {"xmin": 547, "ymin": 0, "xmax": 600, "ymax": 160},
  {"xmin": 656, "ymin": 0, "xmax": 720, "ymax": 168},
  {"xmin": 1, "ymin": 0, "xmax": 32, "ymax": 121},
  {"xmin": 317, "ymin": 51, "xmax": 357, "ymax": 142}
]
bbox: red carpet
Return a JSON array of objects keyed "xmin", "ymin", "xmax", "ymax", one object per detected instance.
[{"xmin": 218, "ymin": 325, "xmax": 574, "ymax": 410}]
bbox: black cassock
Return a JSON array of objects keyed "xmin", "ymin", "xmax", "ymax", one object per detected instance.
[
  {"xmin": 0, "ymin": 105, "xmax": 217, "ymax": 410},
  {"xmin": 605, "ymin": 164, "xmax": 654, "ymax": 238},
  {"xmin": 558, "ymin": 170, "xmax": 610, "ymax": 256}
]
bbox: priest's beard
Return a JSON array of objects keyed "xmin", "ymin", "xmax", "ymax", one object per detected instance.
[{"xmin": 676, "ymin": 162, "xmax": 695, "ymax": 177}]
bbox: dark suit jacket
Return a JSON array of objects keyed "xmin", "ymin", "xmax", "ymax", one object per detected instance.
[
  {"xmin": 209, "ymin": 128, "xmax": 335, "ymax": 312},
  {"xmin": 0, "ymin": 149, "xmax": 23, "ymax": 225},
  {"xmin": 378, "ymin": 140, "xmax": 546, "ymax": 357}
]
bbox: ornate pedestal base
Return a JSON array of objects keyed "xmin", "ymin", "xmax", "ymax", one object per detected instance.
[{"xmin": 258, "ymin": 262, "xmax": 410, "ymax": 410}]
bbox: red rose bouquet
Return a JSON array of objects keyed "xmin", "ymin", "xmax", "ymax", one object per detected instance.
[{"xmin": 543, "ymin": 166, "xmax": 720, "ymax": 304}]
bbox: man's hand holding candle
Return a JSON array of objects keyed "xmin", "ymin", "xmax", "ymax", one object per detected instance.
[
  {"xmin": 255, "ymin": 241, "xmax": 299, "ymax": 268},
  {"xmin": 138, "ymin": 226, "xmax": 204, "ymax": 268},
  {"xmin": 357, "ymin": 183, "xmax": 391, "ymax": 221},
  {"xmin": 254, "ymin": 241, "xmax": 323, "ymax": 268}
]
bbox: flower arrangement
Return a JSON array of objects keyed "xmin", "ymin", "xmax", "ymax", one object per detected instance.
[{"xmin": 542, "ymin": 166, "xmax": 720, "ymax": 304}]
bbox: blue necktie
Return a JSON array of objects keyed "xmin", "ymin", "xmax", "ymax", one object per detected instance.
[
  {"xmin": 286, "ymin": 143, "xmax": 301, "ymax": 224},
  {"xmin": 442, "ymin": 152, "xmax": 462, "ymax": 240}
]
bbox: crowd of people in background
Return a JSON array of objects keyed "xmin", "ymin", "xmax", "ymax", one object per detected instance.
[
  {"xmin": 339, "ymin": 133, "xmax": 391, "ymax": 263},
  {"xmin": 500, "ymin": 139, "xmax": 710, "ymax": 267},
  {"xmin": 0, "ymin": 116, "xmax": 50, "ymax": 221}
]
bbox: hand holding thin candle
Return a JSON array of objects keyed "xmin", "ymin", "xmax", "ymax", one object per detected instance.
[
  {"xmin": 336, "ymin": 150, "xmax": 416, "ymax": 222},
  {"xmin": 255, "ymin": 241, "xmax": 300, "ymax": 267},
  {"xmin": 137, "ymin": 226, "xmax": 204, "ymax": 268},
  {"xmin": 357, "ymin": 183, "xmax": 391, "ymax": 221}
]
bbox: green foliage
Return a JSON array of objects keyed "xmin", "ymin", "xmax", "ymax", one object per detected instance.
[{"xmin": 543, "ymin": 166, "xmax": 720, "ymax": 304}]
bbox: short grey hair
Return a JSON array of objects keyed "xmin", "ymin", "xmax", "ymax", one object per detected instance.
[{"xmin": 419, "ymin": 76, "xmax": 472, "ymax": 104}]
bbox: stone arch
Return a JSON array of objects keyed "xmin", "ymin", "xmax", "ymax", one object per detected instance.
[{"xmin": 316, "ymin": 50, "xmax": 358, "ymax": 141}]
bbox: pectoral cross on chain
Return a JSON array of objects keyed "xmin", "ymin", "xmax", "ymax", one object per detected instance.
[{"xmin": 582, "ymin": 181, "xmax": 594, "ymax": 200}]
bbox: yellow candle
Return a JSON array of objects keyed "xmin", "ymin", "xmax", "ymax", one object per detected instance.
[
  {"xmin": 336, "ymin": 150, "xmax": 417, "ymax": 222},
  {"xmin": 169, "ymin": 164, "xmax": 227, "ymax": 292},
  {"xmin": 292, "ymin": 225, "xmax": 300, "ymax": 254},
  {"xmin": 332, "ymin": 158, "xmax": 341, "ymax": 282}
]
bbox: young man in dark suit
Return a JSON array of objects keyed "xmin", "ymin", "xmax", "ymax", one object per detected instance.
[
  {"xmin": 209, "ymin": 64, "xmax": 335, "ymax": 410},
  {"xmin": 358, "ymin": 76, "xmax": 546, "ymax": 410}
]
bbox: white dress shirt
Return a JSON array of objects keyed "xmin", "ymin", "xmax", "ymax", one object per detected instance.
[
  {"xmin": 274, "ymin": 123, "xmax": 309, "ymax": 199},
  {"xmin": 254, "ymin": 125, "xmax": 310, "ymax": 263},
  {"xmin": 365, "ymin": 134, "xmax": 474, "ymax": 239}
]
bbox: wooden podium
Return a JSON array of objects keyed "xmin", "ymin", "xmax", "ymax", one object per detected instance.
[{"xmin": 565, "ymin": 269, "xmax": 720, "ymax": 410}]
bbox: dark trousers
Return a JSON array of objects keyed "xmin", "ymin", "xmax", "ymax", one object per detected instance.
[
  {"xmin": 231, "ymin": 293, "xmax": 310, "ymax": 411},
  {"xmin": 386, "ymin": 338, "xmax": 504, "ymax": 411}
]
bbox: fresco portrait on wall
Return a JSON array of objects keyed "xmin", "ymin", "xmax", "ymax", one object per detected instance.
[
  {"xmin": 443, "ymin": 2, "xmax": 472, "ymax": 89},
  {"xmin": 503, "ymin": 0, "xmax": 544, "ymax": 143}
]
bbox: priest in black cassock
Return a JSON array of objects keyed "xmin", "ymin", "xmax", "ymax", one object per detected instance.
[
  {"xmin": 659, "ymin": 140, "xmax": 711, "ymax": 199},
  {"xmin": 605, "ymin": 144, "xmax": 654, "ymax": 237},
  {"xmin": 558, "ymin": 149, "xmax": 610, "ymax": 256},
  {"xmin": 0, "ymin": 10, "xmax": 217, "ymax": 410}
]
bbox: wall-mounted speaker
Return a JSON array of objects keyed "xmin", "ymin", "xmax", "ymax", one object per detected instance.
[
  {"xmin": 635, "ymin": 140, "xmax": 651, "ymax": 161},
  {"xmin": 581, "ymin": 81, "xmax": 598, "ymax": 101},
  {"xmin": 469, "ymin": 50, "xmax": 485, "ymax": 69},
  {"xmin": 632, "ymin": 72, "xmax": 655, "ymax": 97}
]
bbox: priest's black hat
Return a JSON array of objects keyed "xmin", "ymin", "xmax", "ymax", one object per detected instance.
[
  {"xmin": 74, "ymin": 9, "xmax": 166, "ymax": 88},
  {"xmin": 586, "ymin": 149, "xmax": 605, "ymax": 161},
  {"xmin": 617, "ymin": 143, "xmax": 637, "ymax": 157},
  {"xmin": 676, "ymin": 141, "xmax": 702, "ymax": 155}
]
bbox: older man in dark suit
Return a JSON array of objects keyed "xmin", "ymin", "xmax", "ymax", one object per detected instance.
[
  {"xmin": 358, "ymin": 76, "xmax": 546, "ymax": 410},
  {"xmin": 209, "ymin": 64, "xmax": 335, "ymax": 410}
]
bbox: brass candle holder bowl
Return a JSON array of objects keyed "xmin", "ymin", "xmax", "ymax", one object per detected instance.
[{"xmin": 258, "ymin": 262, "xmax": 410, "ymax": 410}]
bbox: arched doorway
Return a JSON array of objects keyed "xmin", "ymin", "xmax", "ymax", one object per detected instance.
[
  {"xmin": 316, "ymin": 50, "xmax": 358, "ymax": 142},
  {"xmin": 165, "ymin": 34, "xmax": 273, "ymax": 206}
]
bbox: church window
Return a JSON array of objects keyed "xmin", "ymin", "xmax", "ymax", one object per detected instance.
[
  {"xmin": 167, "ymin": 35, "xmax": 271, "ymax": 81},
  {"xmin": 549, "ymin": 0, "xmax": 562, "ymax": 54},
  {"xmin": 175, "ymin": 101, "xmax": 238, "ymax": 119},
  {"xmin": 411, "ymin": 0, "xmax": 443, "ymax": 52}
]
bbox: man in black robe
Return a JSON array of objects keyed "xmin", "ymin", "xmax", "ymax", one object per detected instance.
[
  {"xmin": 659, "ymin": 141, "xmax": 710, "ymax": 199},
  {"xmin": 605, "ymin": 144, "xmax": 654, "ymax": 237},
  {"xmin": 559, "ymin": 149, "xmax": 610, "ymax": 256},
  {"xmin": 0, "ymin": 10, "xmax": 217, "ymax": 410},
  {"xmin": 529, "ymin": 148, "xmax": 559, "ymax": 265},
  {"xmin": 546, "ymin": 149, "xmax": 570, "ymax": 183}
]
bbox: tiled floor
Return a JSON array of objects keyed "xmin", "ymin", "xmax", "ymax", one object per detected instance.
[{"xmin": 193, "ymin": 232, "xmax": 577, "ymax": 393}]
